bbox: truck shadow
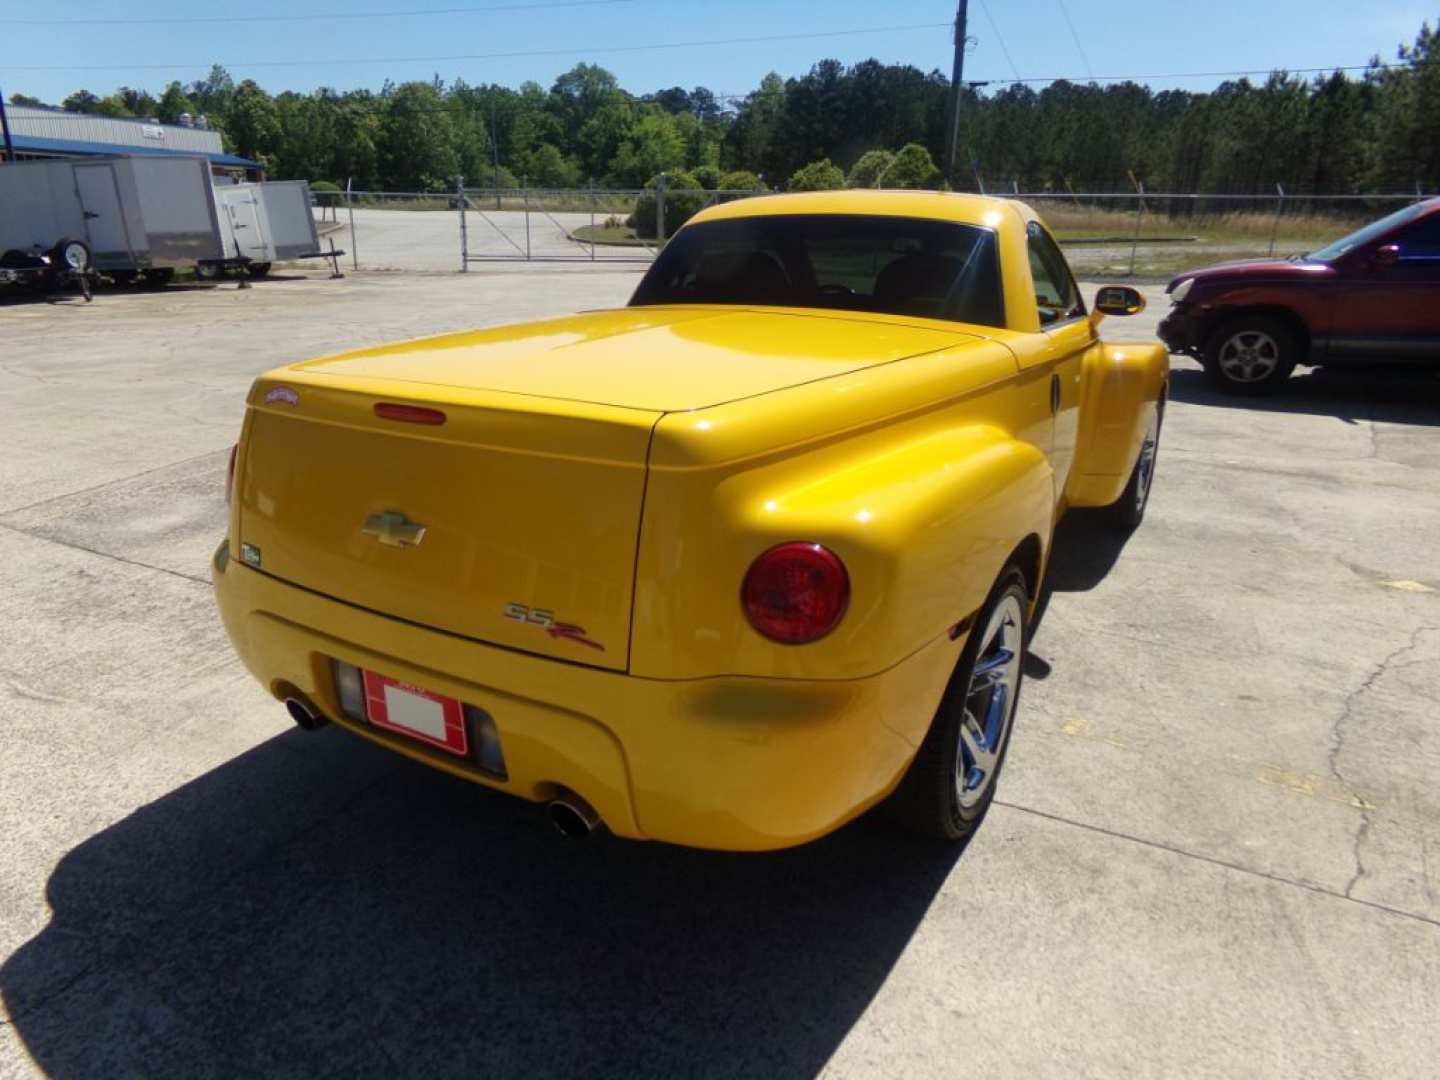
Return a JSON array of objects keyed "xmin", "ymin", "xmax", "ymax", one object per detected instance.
[
  {"xmin": 1025, "ymin": 511, "xmax": 1136, "ymax": 679},
  {"xmin": 1168, "ymin": 365, "xmax": 1440, "ymax": 426},
  {"xmin": 0, "ymin": 727, "xmax": 963, "ymax": 1079}
]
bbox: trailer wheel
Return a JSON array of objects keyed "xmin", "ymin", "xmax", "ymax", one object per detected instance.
[
  {"xmin": 53, "ymin": 238, "xmax": 92, "ymax": 273},
  {"xmin": 195, "ymin": 263, "xmax": 222, "ymax": 281},
  {"xmin": 247, "ymin": 262, "xmax": 272, "ymax": 279}
]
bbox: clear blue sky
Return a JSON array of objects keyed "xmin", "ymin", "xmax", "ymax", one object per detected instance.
[{"xmin": 3, "ymin": 0, "xmax": 1433, "ymax": 106}]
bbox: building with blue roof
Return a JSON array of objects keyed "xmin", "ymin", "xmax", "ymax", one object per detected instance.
[{"xmin": 0, "ymin": 100, "xmax": 263, "ymax": 179}]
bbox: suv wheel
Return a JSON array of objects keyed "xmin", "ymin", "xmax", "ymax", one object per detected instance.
[{"xmin": 1202, "ymin": 317, "xmax": 1298, "ymax": 395}]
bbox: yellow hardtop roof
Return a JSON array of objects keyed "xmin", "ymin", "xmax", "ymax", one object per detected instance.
[{"xmin": 688, "ymin": 189, "xmax": 1030, "ymax": 229}]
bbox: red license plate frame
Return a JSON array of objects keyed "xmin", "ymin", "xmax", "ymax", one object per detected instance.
[{"xmin": 362, "ymin": 670, "xmax": 469, "ymax": 757}]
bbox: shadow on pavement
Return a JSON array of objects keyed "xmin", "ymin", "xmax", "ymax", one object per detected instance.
[
  {"xmin": 1025, "ymin": 511, "xmax": 1137, "ymax": 679},
  {"xmin": 1168, "ymin": 365, "xmax": 1440, "ymax": 426},
  {"xmin": 1, "ymin": 725, "xmax": 963, "ymax": 1079}
]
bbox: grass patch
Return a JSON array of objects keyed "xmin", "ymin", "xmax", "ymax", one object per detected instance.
[
  {"xmin": 571, "ymin": 224, "xmax": 654, "ymax": 246},
  {"xmin": 1031, "ymin": 202, "xmax": 1366, "ymax": 249},
  {"xmin": 1068, "ymin": 248, "xmax": 1278, "ymax": 282}
]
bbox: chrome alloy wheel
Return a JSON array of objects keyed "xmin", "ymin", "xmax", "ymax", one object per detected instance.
[
  {"xmin": 1134, "ymin": 423, "xmax": 1159, "ymax": 511},
  {"xmin": 957, "ymin": 594, "xmax": 1024, "ymax": 809},
  {"xmin": 1217, "ymin": 329, "xmax": 1281, "ymax": 383}
]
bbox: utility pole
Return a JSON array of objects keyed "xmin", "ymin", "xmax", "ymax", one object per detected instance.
[{"xmin": 944, "ymin": 0, "xmax": 970, "ymax": 180}]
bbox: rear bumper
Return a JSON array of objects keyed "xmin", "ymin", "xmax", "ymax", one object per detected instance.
[{"xmin": 213, "ymin": 543, "xmax": 962, "ymax": 851}]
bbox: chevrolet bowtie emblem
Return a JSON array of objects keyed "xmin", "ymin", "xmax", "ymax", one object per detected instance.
[{"xmin": 362, "ymin": 511, "xmax": 427, "ymax": 548}]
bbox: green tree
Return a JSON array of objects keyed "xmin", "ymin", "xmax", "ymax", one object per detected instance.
[
  {"xmin": 787, "ymin": 158, "xmax": 845, "ymax": 191},
  {"xmin": 156, "ymin": 81, "xmax": 194, "ymax": 124},
  {"xmin": 117, "ymin": 87, "xmax": 159, "ymax": 117},
  {"xmin": 61, "ymin": 90, "xmax": 101, "ymax": 113},
  {"xmin": 518, "ymin": 143, "xmax": 581, "ymax": 187},
  {"xmin": 377, "ymin": 81, "xmax": 460, "ymax": 191},
  {"xmin": 607, "ymin": 112, "xmax": 686, "ymax": 187},
  {"xmin": 721, "ymin": 72, "xmax": 785, "ymax": 181},
  {"xmin": 224, "ymin": 80, "xmax": 282, "ymax": 165}
]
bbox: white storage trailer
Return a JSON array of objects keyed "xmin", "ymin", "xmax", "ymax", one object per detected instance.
[
  {"xmin": 211, "ymin": 180, "xmax": 327, "ymax": 276},
  {"xmin": 0, "ymin": 155, "xmax": 224, "ymax": 273}
]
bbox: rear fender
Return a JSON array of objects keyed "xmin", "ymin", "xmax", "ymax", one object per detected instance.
[
  {"xmin": 631, "ymin": 422, "xmax": 1054, "ymax": 681},
  {"xmin": 1067, "ymin": 342, "xmax": 1169, "ymax": 509}
]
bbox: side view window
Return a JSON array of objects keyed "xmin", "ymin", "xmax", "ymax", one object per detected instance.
[
  {"xmin": 1396, "ymin": 215, "xmax": 1440, "ymax": 260},
  {"xmin": 1026, "ymin": 221, "xmax": 1083, "ymax": 325}
]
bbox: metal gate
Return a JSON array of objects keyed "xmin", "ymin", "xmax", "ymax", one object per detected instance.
[{"xmin": 454, "ymin": 179, "xmax": 764, "ymax": 268}]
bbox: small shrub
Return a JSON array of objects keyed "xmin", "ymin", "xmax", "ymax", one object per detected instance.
[
  {"xmin": 629, "ymin": 171, "xmax": 708, "ymax": 238},
  {"xmin": 691, "ymin": 164, "xmax": 723, "ymax": 190},
  {"xmin": 718, "ymin": 169, "xmax": 764, "ymax": 192},
  {"xmin": 787, "ymin": 158, "xmax": 845, "ymax": 192},
  {"xmin": 846, "ymin": 150, "xmax": 896, "ymax": 189},
  {"xmin": 886, "ymin": 143, "xmax": 943, "ymax": 189}
]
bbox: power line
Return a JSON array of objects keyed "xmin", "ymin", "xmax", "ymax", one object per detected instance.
[
  {"xmin": 972, "ymin": 62, "xmax": 1406, "ymax": 85},
  {"xmin": 0, "ymin": 0, "xmax": 635, "ymax": 27},
  {"xmin": 3, "ymin": 21, "xmax": 954, "ymax": 72},
  {"xmin": 975, "ymin": 0, "xmax": 1022, "ymax": 82},
  {"xmin": 1053, "ymin": 0, "xmax": 1094, "ymax": 78}
]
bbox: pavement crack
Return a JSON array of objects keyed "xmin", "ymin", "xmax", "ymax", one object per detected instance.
[
  {"xmin": 2, "ymin": 674, "xmax": 77, "ymax": 706},
  {"xmin": 994, "ymin": 799, "xmax": 1440, "ymax": 932},
  {"xmin": 1327, "ymin": 625, "xmax": 1438, "ymax": 899},
  {"xmin": 0, "ymin": 521, "xmax": 208, "ymax": 586},
  {"xmin": 0, "ymin": 961, "xmax": 104, "ymax": 1027},
  {"xmin": 0, "ymin": 447, "xmax": 226, "ymax": 518}
]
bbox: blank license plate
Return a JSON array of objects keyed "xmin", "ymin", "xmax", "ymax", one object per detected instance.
[{"xmin": 362, "ymin": 671, "xmax": 468, "ymax": 756}]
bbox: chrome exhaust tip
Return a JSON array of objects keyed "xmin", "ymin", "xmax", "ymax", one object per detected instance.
[
  {"xmin": 547, "ymin": 793, "xmax": 602, "ymax": 839},
  {"xmin": 284, "ymin": 695, "xmax": 329, "ymax": 731}
]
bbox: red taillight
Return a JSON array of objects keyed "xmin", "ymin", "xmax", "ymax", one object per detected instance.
[
  {"xmin": 225, "ymin": 444, "xmax": 237, "ymax": 504},
  {"xmin": 741, "ymin": 542, "xmax": 850, "ymax": 644},
  {"xmin": 374, "ymin": 402, "xmax": 446, "ymax": 425}
]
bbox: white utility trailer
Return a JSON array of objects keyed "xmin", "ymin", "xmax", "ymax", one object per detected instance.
[
  {"xmin": 208, "ymin": 180, "xmax": 330, "ymax": 278},
  {"xmin": 0, "ymin": 155, "xmax": 224, "ymax": 276}
]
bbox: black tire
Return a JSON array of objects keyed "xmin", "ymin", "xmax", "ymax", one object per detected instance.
[
  {"xmin": 247, "ymin": 262, "xmax": 272, "ymax": 278},
  {"xmin": 52, "ymin": 237, "xmax": 92, "ymax": 273},
  {"xmin": 195, "ymin": 262, "xmax": 222, "ymax": 281},
  {"xmin": 1105, "ymin": 396, "xmax": 1163, "ymax": 530},
  {"xmin": 888, "ymin": 567, "xmax": 1029, "ymax": 841},
  {"xmin": 1202, "ymin": 316, "xmax": 1299, "ymax": 395}
]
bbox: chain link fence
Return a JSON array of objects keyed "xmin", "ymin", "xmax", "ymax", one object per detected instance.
[
  {"xmin": 314, "ymin": 182, "xmax": 1435, "ymax": 278},
  {"xmin": 1012, "ymin": 189, "xmax": 1435, "ymax": 277}
]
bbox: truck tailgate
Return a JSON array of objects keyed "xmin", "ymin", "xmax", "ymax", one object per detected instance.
[{"xmin": 236, "ymin": 378, "xmax": 657, "ymax": 671}]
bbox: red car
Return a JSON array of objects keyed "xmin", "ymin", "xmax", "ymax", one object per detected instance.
[{"xmin": 1158, "ymin": 198, "xmax": 1440, "ymax": 393}]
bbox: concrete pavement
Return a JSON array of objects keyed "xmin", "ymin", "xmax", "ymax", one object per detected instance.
[{"xmin": 1, "ymin": 271, "xmax": 1437, "ymax": 1078}]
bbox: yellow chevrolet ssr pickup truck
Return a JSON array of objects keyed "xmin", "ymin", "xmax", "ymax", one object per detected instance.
[{"xmin": 214, "ymin": 191, "xmax": 1167, "ymax": 851}]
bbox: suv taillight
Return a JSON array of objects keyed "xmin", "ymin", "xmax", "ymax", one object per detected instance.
[
  {"xmin": 741, "ymin": 542, "xmax": 850, "ymax": 644},
  {"xmin": 225, "ymin": 444, "xmax": 237, "ymax": 504}
]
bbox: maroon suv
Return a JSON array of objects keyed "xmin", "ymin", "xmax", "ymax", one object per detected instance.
[{"xmin": 1158, "ymin": 198, "xmax": 1440, "ymax": 393}]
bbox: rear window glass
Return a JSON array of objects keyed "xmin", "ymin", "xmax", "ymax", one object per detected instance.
[{"xmin": 630, "ymin": 214, "xmax": 1005, "ymax": 329}]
